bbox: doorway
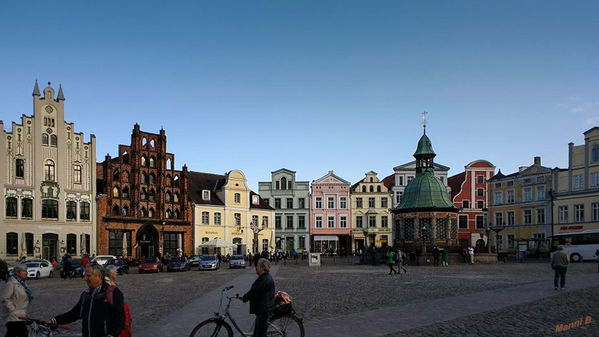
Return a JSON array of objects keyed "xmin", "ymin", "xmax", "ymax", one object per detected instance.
[
  {"xmin": 42, "ymin": 233, "xmax": 58, "ymax": 260},
  {"xmin": 136, "ymin": 224, "xmax": 159, "ymax": 259}
]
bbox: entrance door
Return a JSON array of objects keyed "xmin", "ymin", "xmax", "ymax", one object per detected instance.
[
  {"xmin": 286, "ymin": 237, "xmax": 294, "ymax": 253},
  {"xmin": 136, "ymin": 225, "xmax": 159, "ymax": 259},
  {"xmin": 42, "ymin": 233, "xmax": 58, "ymax": 260}
]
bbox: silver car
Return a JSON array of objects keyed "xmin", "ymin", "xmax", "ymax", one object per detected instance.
[
  {"xmin": 229, "ymin": 255, "xmax": 246, "ymax": 269},
  {"xmin": 198, "ymin": 256, "xmax": 220, "ymax": 270}
]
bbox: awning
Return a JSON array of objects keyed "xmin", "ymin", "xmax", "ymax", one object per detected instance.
[{"xmin": 313, "ymin": 235, "xmax": 339, "ymax": 241}]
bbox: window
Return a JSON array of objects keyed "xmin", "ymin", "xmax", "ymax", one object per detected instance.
[
  {"xmin": 113, "ymin": 186, "xmax": 120, "ymax": 198},
  {"xmin": 140, "ymin": 207, "xmax": 146, "ymax": 217},
  {"xmin": 328, "ymin": 197, "xmax": 335, "ymax": 209},
  {"xmin": 477, "ymin": 176, "xmax": 484, "ymax": 184},
  {"xmin": 508, "ymin": 234, "xmax": 515, "ymax": 249},
  {"xmin": 50, "ymin": 135, "xmax": 57, "ymax": 146},
  {"xmin": 252, "ymin": 195, "xmax": 259, "ymax": 205},
  {"xmin": 574, "ymin": 204, "xmax": 584, "ymax": 222},
  {"xmin": 141, "ymin": 172, "xmax": 147, "ymax": 184},
  {"xmin": 148, "ymin": 189, "xmax": 155, "ymax": 201},
  {"xmin": 507, "ymin": 181, "xmax": 514, "ymax": 187},
  {"xmin": 264, "ymin": 199, "xmax": 269, "ymax": 206},
  {"xmin": 506, "ymin": 190, "xmax": 514, "ymax": 203},
  {"xmin": 21, "ymin": 199, "xmax": 32, "ymax": 218},
  {"xmin": 399, "ymin": 176, "xmax": 404, "ymax": 186},
  {"xmin": 201, "ymin": 211, "xmax": 209, "ymax": 224},
  {"xmin": 80, "ymin": 202, "xmax": 90, "ymax": 220},
  {"xmin": 234, "ymin": 213, "xmax": 241, "ymax": 226},
  {"xmin": 494, "ymin": 212, "xmax": 503, "ymax": 226},
  {"xmin": 574, "ymin": 175, "xmax": 584, "ymax": 189},
  {"xmin": 477, "ymin": 201, "xmax": 484, "ymax": 209},
  {"xmin": 299, "ymin": 236, "xmax": 306, "ymax": 249},
  {"xmin": 262, "ymin": 239, "xmax": 269, "ymax": 252},
  {"xmin": 558, "ymin": 206, "xmax": 568, "ymax": 224},
  {"xmin": 67, "ymin": 234, "xmax": 77, "ymax": 254},
  {"xmin": 16, "ymin": 159, "xmax": 24, "ymax": 178},
  {"xmin": 536, "ymin": 186, "xmax": 545, "ymax": 200},
  {"xmin": 368, "ymin": 198, "xmax": 375, "ymax": 208},
  {"xmin": 67, "ymin": 201, "xmax": 77, "ymax": 220},
  {"xmin": 6, "ymin": 197, "xmax": 17, "ymax": 217},
  {"xmin": 523, "ymin": 188, "xmax": 532, "ymax": 202},
  {"xmin": 122, "ymin": 205, "xmax": 129, "ymax": 216},
  {"xmin": 459, "ymin": 215, "xmax": 468, "ymax": 229},
  {"xmin": 275, "ymin": 198, "xmax": 281, "ymax": 208},
  {"xmin": 44, "ymin": 160, "xmax": 55, "ymax": 181},
  {"xmin": 214, "ymin": 212, "xmax": 221, "ymax": 225},
  {"xmin": 340, "ymin": 215, "xmax": 347, "ymax": 228},
  {"xmin": 496, "ymin": 235, "xmax": 503, "ymax": 250},
  {"xmin": 25, "ymin": 233, "xmax": 34, "ymax": 255},
  {"xmin": 141, "ymin": 156, "xmax": 147, "ymax": 167},
  {"xmin": 166, "ymin": 209, "xmax": 173, "ymax": 218},
  {"xmin": 593, "ymin": 144, "xmax": 599, "ymax": 163},
  {"xmin": 462, "ymin": 200, "xmax": 469, "ymax": 209},
  {"xmin": 298, "ymin": 215, "xmax": 305, "ymax": 229},
  {"xmin": 494, "ymin": 182, "xmax": 501, "ymax": 188},
  {"xmin": 362, "ymin": 186, "xmax": 366, "ymax": 193},
  {"xmin": 381, "ymin": 216, "xmax": 388, "ymax": 228},
  {"xmin": 299, "ymin": 198, "xmax": 305, "ymax": 209},
  {"xmin": 201, "ymin": 237, "xmax": 209, "ymax": 254},
  {"xmin": 369, "ymin": 186, "xmax": 374, "ymax": 192},
  {"xmin": 328, "ymin": 216, "xmax": 335, "ymax": 228},
  {"xmin": 367, "ymin": 215, "xmax": 375, "ymax": 228},
  {"xmin": 149, "ymin": 173, "xmax": 155, "ymax": 184},
  {"xmin": 380, "ymin": 197, "xmax": 388, "ymax": 208},
  {"xmin": 536, "ymin": 208, "xmax": 545, "ymax": 224},
  {"xmin": 477, "ymin": 189, "xmax": 484, "ymax": 197},
  {"xmin": 507, "ymin": 211, "xmax": 515, "ymax": 225},
  {"xmin": 356, "ymin": 216, "xmax": 363, "ymax": 228},
  {"xmin": 476, "ymin": 216, "xmax": 484, "ymax": 229},
  {"xmin": 356, "ymin": 198, "xmax": 363, "ymax": 208},
  {"xmin": 173, "ymin": 193, "xmax": 179, "ymax": 203},
  {"xmin": 315, "ymin": 197, "xmax": 322, "ymax": 209},
  {"xmin": 252, "ymin": 215, "xmax": 259, "ymax": 226},
  {"xmin": 287, "ymin": 198, "xmax": 293, "ymax": 209},
  {"xmin": 275, "ymin": 181, "xmax": 279, "ymax": 190},
  {"xmin": 494, "ymin": 192, "xmax": 502, "ymax": 205},
  {"xmin": 281, "ymin": 177, "xmax": 287, "ymax": 190},
  {"xmin": 163, "ymin": 233, "xmax": 180, "ymax": 258},
  {"xmin": 234, "ymin": 193, "xmax": 241, "ymax": 203},
  {"xmin": 592, "ymin": 203, "xmax": 599, "ymax": 222},
  {"xmin": 591, "ymin": 172, "xmax": 599, "ymax": 187},
  {"xmin": 140, "ymin": 188, "xmax": 146, "ymax": 200},
  {"xmin": 42, "ymin": 133, "xmax": 49, "ymax": 145},
  {"xmin": 6, "ymin": 233, "xmax": 18, "ymax": 255},
  {"xmin": 122, "ymin": 186, "xmax": 129, "ymax": 198},
  {"xmin": 173, "ymin": 176, "xmax": 180, "ymax": 187},
  {"xmin": 42, "ymin": 199, "xmax": 58, "ymax": 219},
  {"xmin": 149, "ymin": 157, "xmax": 155, "ymax": 168},
  {"xmin": 315, "ymin": 216, "xmax": 323, "ymax": 228},
  {"xmin": 286, "ymin": 216, "xmax": 293, "ymax": 229},
  {"xmin": 262, "ymin": 216, "xmax": 268, "ymax": 228},
  {"xmin": 148, "ymin": 208, "xmax": 154, "ymax": 218},
  {"xmin": 275, "ymin": 216, "xmax": 282, "ymax": 229},
  {"xmin": 523, "ymin": 210, "xmax": 532, "ymax": 225}
]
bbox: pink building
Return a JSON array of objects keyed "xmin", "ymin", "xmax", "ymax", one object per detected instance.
[{"xmin": 310, "ymin": 171, "xmax": 351, "ymax": 255}]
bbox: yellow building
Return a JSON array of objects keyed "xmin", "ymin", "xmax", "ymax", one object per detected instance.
[
  {"xmin": 552, "ymin": 127, "xmax": 599, "ymax": 234},
  {"xmin": 350, "ymin": 171, "xmax": 392, "ymax": 252},
  {"xmin": 486, "ymin": 157, "xmax": 553, "ymax": 254},
  {"xmin": 189, "ymin": 170, "xmax": 275, "ymax": 256}
]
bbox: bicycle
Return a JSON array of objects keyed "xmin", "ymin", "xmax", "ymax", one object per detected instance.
[
  {"xmin": 189, "ymin": 285, "xmax": 305, "ymax": 337},
  {"xmin": 19, "ymin": 317, "xmax": 78, "ymax": 337}
]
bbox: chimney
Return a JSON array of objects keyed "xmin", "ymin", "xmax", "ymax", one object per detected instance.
[{"xmin": 534, "ymin": 156, "xmax": 541, "ymax": 166}]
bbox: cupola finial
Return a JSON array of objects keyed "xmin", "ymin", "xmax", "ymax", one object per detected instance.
[{"xmin": 422, "ymin": 111, "xmax": 428, "ymax": 135}]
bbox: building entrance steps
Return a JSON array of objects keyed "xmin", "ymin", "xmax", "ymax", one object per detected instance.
[
  {"xmin": 304, "ymin": 272, "xmax": 599, "ymax": 337},
  {"xmin": 136, "ymin": 265, "xmax": 280, "ymax": 337}
]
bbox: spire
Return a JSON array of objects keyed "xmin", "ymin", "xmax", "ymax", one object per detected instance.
[
  {"xmin": 422, "ymin": 111, "xmax": 428, "ymax": 135},
  {"xmin": 57, "ymin": 84, "xmax": 65, "ymax": 101},
  {"xmin": 32, "ymin": 80, "xmax": 40, "ymax": 96}
]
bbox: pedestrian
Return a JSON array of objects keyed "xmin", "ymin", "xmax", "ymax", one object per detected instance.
[
  {"xmin": 395, "ymin": 249, "xmax": 407, "ymax": 274},
  {"xmin": 462, "ymin": 247, "xmax": 468, "ymax": 263},
  {"xmin": 415, "ymin": 247, "xmax": 421, "ymax": 266},
  {"xmin": 1, "ymin": 265, "xmax": 32, "ymax": 337},
  {"xmin": 292, "ymin": 249, "xmax": 298, "ymax": 264},
  {"xmin": 81, "ymin": 254, "xmax": 90, "ymax": 268},
  {"xmin": 0, "ymin": 258, "xmax": 8, "ymax": 282},
  {"xmin": 386, "ymin": 249, "xmax": 397, "ymax": 275},
  {"xmin": 432, "ymin": 246, "xmax": 440, "ymax": 266},
  {"xmin": 468, "ymin": 246, "xmax": 475, "ymax": 264},
  {"xmin": 253, "ymin": 252, "xmax": 260, "ymax": 267},
  {"xmin": 442, "ymin": 248, "xmax": 449, "ymax": 267},
  {"xmin": 61, "ymin": 253, "xmax": 73, "ymax": 279},
  {"xmin": 248, "ymin": 251, "xmax": 253, "ymax": 264},
  {"xmin": 46, "ymin": 263, "xmax": 125, "ymax": 337},
  {"xmin": 551, "ymin": 245, "xmax": 569, "ymax": 290},
  {"xmin": 242, "ymin": 258, "xmax": 275, "ymax": 337},
  {"xmin": 105, "ymin": 265, "xmax": 118, "ymax": 286}
]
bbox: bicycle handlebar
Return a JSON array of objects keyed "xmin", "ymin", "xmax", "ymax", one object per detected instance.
[{"xmin": 19, "ymin": 317, "xmax": 70, "ymax": 330}]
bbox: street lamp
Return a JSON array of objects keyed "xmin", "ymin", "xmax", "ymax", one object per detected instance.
[{"xmin": 485, "ymin": 227, "xmax": 492, "ymax": 254}]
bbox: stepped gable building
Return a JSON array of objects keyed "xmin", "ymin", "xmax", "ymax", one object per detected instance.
[
  {"xmin": 189, "ymin": 170, "xmax": 275, "ymax": 255},
  {"xmin": 1, "ymin": 81, "xmax": 96, "ymax": 261},
  {"xmin": 258, "ymin": 168, "xmax": 310, "ymax": 254},
  {"xmin": 448, "ymin": 160, "xmax": 495, "ymax": 247},
  {"xmin": 96, "ymin": 124, "xmax": 192, "ymax": 259},
  {"xmin": 392, "ymin": 124, "xmax": 459, "ymax": 249}
]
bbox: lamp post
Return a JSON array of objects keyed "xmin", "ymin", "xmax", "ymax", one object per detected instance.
[
  {"xmin": 485, "ymin": 227, "xmax": 492, "ymax": 254},
  {"xmin": 251, "ymin": 221, "xmax": 263, "ymax": 254}
]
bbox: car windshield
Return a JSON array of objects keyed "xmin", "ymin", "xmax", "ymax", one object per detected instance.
[
  {"xmin": 143, "ymin": 258, "xmax": 158, "ymax": 263},
  {"xmin": 232, "ymin": 256, "xmax": 244, "ymax": 260},
  {"xmin": 172, "ymin": 257, "xmax": 186, "ymax": 262},
  {"xmin": 71, "ymin": 259, "xmax": 82, "ymax": 266},
  {"xmin": 201, "ymin": 256, "xmax": 216, "ymax": 261},
  {"xmin": 26, "ymin": 263, "xmax": 39, "ymax": 268}
]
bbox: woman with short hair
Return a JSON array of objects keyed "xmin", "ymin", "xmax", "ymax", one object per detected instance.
[{"xmin": 1, "ymin": 264, "xmax": 33, "ymax": 337}]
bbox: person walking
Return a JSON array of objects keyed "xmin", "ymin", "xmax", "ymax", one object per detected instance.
[
  {"xmin": 1, "ymin": 265, "xmax": 32, "ymax": 337},
  {"xmin": 551, "ymin": 245, "xmax": 569, "ymax": 290},
  {"xmin": 386, "ymin": 249, "xmax": 397, "ymax": 275},
  {"xmin": 395, "ymin": 249, "xmax": 407, "ymax": 274},
  {"xmin": 242, "ymin": 258, "xmax": 275, "ymax": 337},
  {"xmin": 442, "ymin": 248, "xmax": 449, "ymax": 267},
  {"xmin": 432, "ymin": 246, "xmax": 440, "ymax": 267},
  {"xmin": 468, "ymin": 246, "xmax": 475, "ymax": 264}
]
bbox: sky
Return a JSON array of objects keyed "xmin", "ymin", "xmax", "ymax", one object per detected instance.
[{"xmin": 1, "ymin": 1, "xmax": 598, "ymax": 191}]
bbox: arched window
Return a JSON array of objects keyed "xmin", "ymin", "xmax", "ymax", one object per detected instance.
[
  {"xmin": 112, "ymin": 205, "xmax": 120, "ymax": 216},
  {"xmin": 140, "ymin": 188, "xmax": 147, "ymax": 200},
  {"xmin": 50, "ymin": 134, "xmax": 57, "ymax": 146},
  {"xmin": 142, "ymin": 137, "xmax": 147, "ymax": 146},
  {"xmin": 42, "ymin": 133, "xmax": 49, "ymax": 145},
  {"xmin": 113, "ymin": 186, "xmax": 120, "ymax": 198},
  {"xmin": 5, "ymin": 197, "xmax": 17, "ymax": 217},
  {"xmin": 149, "ymin": 173, "xmax": 156, "ymax": 184},
  {"xmin": 149, "ymin": 156, "xmax": 156, "ymax": 168},
  {"xmin": 173, "ymin": 175, "xmax": 179, "ymax": 187},
  {"xmin": 148, "ymin": 208, "xmax": 155, "ymax": 218},
  {"xmin": 281, "ymin": 177, "xmax": 287, "ymax": 190},
  {"xmin": 166, "ymin": 209, "xmax": 173, "ymax": 218},
  {"xmin": 141, "ymin": 172, "xmax": 147, "ymax": 184},
  {"xmin": 141, "ymin": 156, "xmax": 147, "ymax": 167},
  {"xmin": 377, "ymin": 186, "xmax": 381, "ymax": 192},
  {"xmin": 165, "ymin": 191, "xmax": 171, "ymax": 203},
  {"xmin": 369, "ymin": 186, "xmax": 374, "ymax": 192},
  {"xmin": 67, "ymin": 233, "xmax": 77, "ymax": 254},
  {"xmin": 167, "ymin": 158, "xmax": 172, "ymax": 170},
  {"xmin": 174, "ymin": 193, "xmax": 179, "ymax": 203},
  {"xmin": 140, "ymin": 207, "xmax": 146, "ymax": 217},
  {"xmin": 15, "ymin": 159, "xmax": 24, "ymax": 178},
  {"xmin": 122, "ymin": 151, "xmax": 129, "ymax": 164},
  {"xmin": 6, "ymin": 232, "xmax": 18, "ymax": 255},
  {"xmin": 174, "ymin": 208, "xmax": 180, "ymax": 219},
  {"xmin": 122, "ymin": 205, "xmax": 129, "ymax": 216},
  {"xmin": 150, "ymin": 139, "xmax": 155, "ymax": 148},
  {"xmin": 67, "ymin": 201, "xmax": 77, "ymax": 220},
  {"xmin": 149, "ymin": 189, "xmax": 155, "ymax": 201},
  {"xmin": 122, "ymin": 186, "xmax": 129, "ymax": 198},
  {"xmin": 362, "ymin": 186, "xmax": 366, "ymax": 193},
  {"xmin": 113, "ymin": 169, "xmax": 120, "ymax": 180},
  {"xmin": 44, "ymin": 160, "xmax": 55, "ymax": 181}
]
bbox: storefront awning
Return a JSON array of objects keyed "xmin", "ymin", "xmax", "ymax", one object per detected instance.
[{"xmin": 313, "ymin": 235, "xmax": 339, "ymax": 241}]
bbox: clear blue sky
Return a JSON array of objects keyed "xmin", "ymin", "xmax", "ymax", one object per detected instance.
[{"xmin": 1, "ymin": 1, "xmax": 598, "ymax": 191}]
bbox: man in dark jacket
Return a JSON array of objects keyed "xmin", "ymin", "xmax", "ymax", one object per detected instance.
[
  {"xmin": 47, "ymin": 263, "xmax": 125, "ymax": 337},
  {"xmin": 242, "ymin": 258, "xmax": 275, "ymax": 337}
]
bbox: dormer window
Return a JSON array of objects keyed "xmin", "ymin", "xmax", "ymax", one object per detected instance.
[
  {"xmin": 202, "ymin": 190, "xmax": 210, "ymax": 201},
  {"xmin": 252, "ymin": 195, "xmax": 259, "ymax": 205}
]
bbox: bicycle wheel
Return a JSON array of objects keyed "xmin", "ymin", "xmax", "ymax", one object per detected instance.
[
  {"xmin": 267, "ymin": 314, "xmax": 305, "ymax": 337},
  {"xmin": 189, "ymin": 318, "xmax": 233, "ymax": 337}
]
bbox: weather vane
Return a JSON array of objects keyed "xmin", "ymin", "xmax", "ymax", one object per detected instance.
[{"xmin": 422, "ymin": 111, "xmax": 428, "ymax": 133}]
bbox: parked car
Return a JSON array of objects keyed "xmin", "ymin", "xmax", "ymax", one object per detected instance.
[
  {"xmin": 199, "ymin": 255, "xmax": 220, "ymax": 270},
  {"xmin": 189, "ymin": 255, "xmax": 202, "ymax": 267},
  {"xmin": 167, "ymin": 257, "xmax": 191, "ymax": 272},
  {"xmin": 92, "ymin": 255, "xmax": 117, "ymax": 266},
  {"xmin": 70, "ymin": 258, "xmax": 85, "ymax": 278},
  {"xmin": 24, "ymin": 261, "xmax": 53, "ymax": 279},
  {"xmin": 229, "ymin": 255, "xmax": 246, "ymax": 269},
  {"xmin": 106, "ymin": 258, "xmax": 129, "ymax": 274},
  {"xmin": 138, "ymin": 257, "xmax": 163, "ymax": 273}
]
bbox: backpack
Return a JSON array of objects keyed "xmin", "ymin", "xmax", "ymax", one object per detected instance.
[
  {"xmin": 273, "ymin": 291, "xmax": 293, "ymax": 315},
  {"xmin": 393, "ymin": 252, "xmax": 401, "ymax": 262},
  {"xmin": 107, "ymin": 285, "xmax": 132, "ymax": 337}
]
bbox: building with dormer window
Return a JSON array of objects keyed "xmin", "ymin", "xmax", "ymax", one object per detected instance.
[{"xmin": 1, "ymin": 81, "xmax": 96, "ymax": 261}]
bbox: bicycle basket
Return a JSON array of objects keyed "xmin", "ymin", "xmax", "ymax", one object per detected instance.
[{"xmin": 273, "ymin": 291, "xmax": 293, "ymax": 315}]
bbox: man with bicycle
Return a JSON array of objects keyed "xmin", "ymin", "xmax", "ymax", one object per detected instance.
[
  {"xmin": 242, "ymin": 258, "xmax": 274, "ymax": 337},
  {"xmin": 46, "ymin": 263, "xmax": 125, "ymax": 337}
]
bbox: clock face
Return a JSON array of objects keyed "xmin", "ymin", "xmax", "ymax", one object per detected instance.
[{"xmin": 45, "ymin": 105, "xmax": 54, "ymax": 113}]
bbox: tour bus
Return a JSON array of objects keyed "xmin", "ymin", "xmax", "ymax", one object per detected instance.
[{"xmin": 549, "ymin": 229, "xmax": 599, "ymax": 262}]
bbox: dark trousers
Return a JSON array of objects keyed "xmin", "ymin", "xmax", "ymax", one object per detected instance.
[
  {"xmin": 554, "ymin": 267, "xmax": 567, "ymax": 288},
  {"xmin": 5, "ymin": 321, "xmax": 28, "ymax": 337},
  {"xmin": 387, "ymin": 263, "xmax": 397, "ymax": 274},
  {"xmin": 253, "ymin": 313, "xmax": 269, "ymax": 337},
  {"xmin": 433, "ymin": 257, "xmax": 439, "ymax": 266}
]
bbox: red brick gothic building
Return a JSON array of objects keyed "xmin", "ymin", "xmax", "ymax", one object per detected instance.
[{"xmin": 96, "ymin": 124, "xmax": 192, "ymax": 259}]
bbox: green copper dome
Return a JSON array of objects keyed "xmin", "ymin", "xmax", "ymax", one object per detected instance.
[
  {"xmin": 413, "ymin": 133, "xmax": 436, "ymax": 157},
  {"xmin": 392, "ymin": 168, "xmax": 458, "ymax": 213}
]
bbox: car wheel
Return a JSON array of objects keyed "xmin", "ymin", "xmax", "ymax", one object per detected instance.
[{"xmin": 570, "ymin": 253, "xmax": 582, "ymax": 263}]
